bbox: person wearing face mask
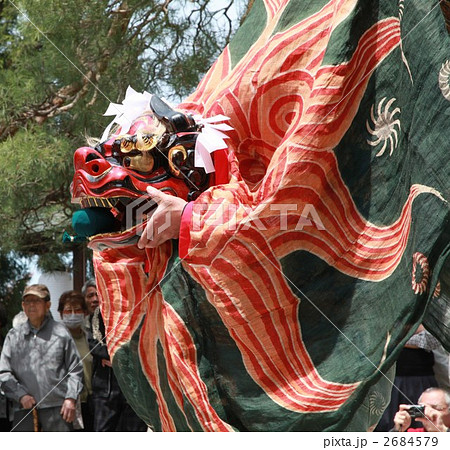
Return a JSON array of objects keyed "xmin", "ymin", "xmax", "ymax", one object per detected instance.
[{"xmin": 58, "ymin": 290, "xmax": 94, "ymax": 431}]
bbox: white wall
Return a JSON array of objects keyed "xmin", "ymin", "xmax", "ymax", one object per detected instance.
[{"xmin": 38, "ymin": 272, "xmax": 73, "ymax": 322}]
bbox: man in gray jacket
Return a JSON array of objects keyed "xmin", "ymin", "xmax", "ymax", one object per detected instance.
[{"xmin": 0, "ymin": 284, "xmax": 83, "ymax": 431}]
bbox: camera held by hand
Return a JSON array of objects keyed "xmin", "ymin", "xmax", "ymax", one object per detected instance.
[{"xmin": 408, "ymin": 405, "xmax": 425, "ymax": 419}]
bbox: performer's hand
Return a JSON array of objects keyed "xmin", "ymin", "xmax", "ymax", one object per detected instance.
[
  {"xmin": 60, "ymin": 398, "xmax": 76, "ymax": 423},
  {"xmin": 393, "ymin": 405, "xmax": 412, "ymax": 431},
  {"xmin": 137, "ymin": 186, "xmax": 187, "ymax": 249},
  {"xmin": 20, "ymin": 394, "xmax": 36, "ymax": 410}
]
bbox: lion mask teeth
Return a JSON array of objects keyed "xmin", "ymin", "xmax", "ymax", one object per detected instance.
[{"xmin": 80, "ymin": 197, "xmax": 119, "ymax": 209}]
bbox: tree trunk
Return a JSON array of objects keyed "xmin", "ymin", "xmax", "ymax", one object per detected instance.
[{"xmin": 72, "ymin": 245, "xmax": 86, "ymax": 292}]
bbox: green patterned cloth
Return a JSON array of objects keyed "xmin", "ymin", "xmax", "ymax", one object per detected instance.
[{"xmin": 76, "ymin": 0, "xmax": 450, "ymax": 431}]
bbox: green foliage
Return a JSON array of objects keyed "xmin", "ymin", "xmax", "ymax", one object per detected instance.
[
  {"xmin": 0, "ymin": 125, "xmax": 74, "ymax": 267},
  {"xmin": 0, "ymin": 0, "xmax": 244, "ymax": 271}
]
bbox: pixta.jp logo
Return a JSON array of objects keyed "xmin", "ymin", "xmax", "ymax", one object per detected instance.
[{"xmin": 127, "ymin": 196, "xmax": 326, "ymax": 238}]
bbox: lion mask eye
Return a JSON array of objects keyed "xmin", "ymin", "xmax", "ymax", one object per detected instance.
[
  {"xmin": 118, "ymin": 131, "xmax": 160, "ymax": 173},
  {"xmin": 123, "ymin": 151, "xmax": 155, "ymax": 173},
  {"xmin": 120, "ymin": 132, "xmax": 158, "ymax": 153}
]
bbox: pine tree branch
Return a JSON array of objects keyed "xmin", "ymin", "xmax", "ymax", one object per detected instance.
[{"xmin": 0, "ymin": 1, "xmax": 133, "ymax": 141}]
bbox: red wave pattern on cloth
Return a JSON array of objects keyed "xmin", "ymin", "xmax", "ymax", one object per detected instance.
[
  {"xmin": 261, "ymin": 150, "xmax": 445, "ymax": 280},
  {"xmin": 181, "ymin": 0, "xmax": 359, "ymax": 116},
  {"xmin": 187, "ymin": 228, "xmax": 360, "ymax": 412},
  {"xmin": 93, "ymin": 241, "xmax": 234, "ymax": 431},
  {"xmin": 175, "ymin": 1, "xmax": 442, "ymax": 415},
  {"xmin": 264, "ymin": 0, "xmax": 292, "ymax": 20},
  {"xmin": 91, "ymin": 0, "xmax": 447, "ymax": 427},
  {"xmin": 180, "ymin": 178, "xmax": 441, "ymax": 413},
  {"xmin": 138, "ymin": 289, "xmax": 178, "ymax": 432},
  {"xmin": 138, "ymin": 288, "xmax": 233, "ymax": 432},
  {"xmin": 94, "ymin": 246, "xmax": 148, "ymax": 357},
  {"xmin": 93, "ymin": 243, "xmax": 171, "ymax": 357}
]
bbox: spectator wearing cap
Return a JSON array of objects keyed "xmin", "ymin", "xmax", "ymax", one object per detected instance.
[{"xmin": 0, "ymin": 284, "xmax": 83, "ymax": 431}]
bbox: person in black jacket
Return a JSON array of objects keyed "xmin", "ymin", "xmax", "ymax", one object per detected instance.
[{"xmin": 87, "ymin": 300, "xmax": 147, "ymax": 432}]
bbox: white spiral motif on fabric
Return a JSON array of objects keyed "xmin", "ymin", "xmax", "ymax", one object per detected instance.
[
  {"xmin": 369, "ymin": 391, "xmax": 388, "ymax": 417},
  {"xmin": 366, "ymin": 97, "xmax": 401, "ymax": 157},
  {"xmin": 412, "ymin": 252, "xmax": 430, "ymax": 295},
  {"xmin": 439, "ymin": 61, "xmax": 450, "ymax": 101}
]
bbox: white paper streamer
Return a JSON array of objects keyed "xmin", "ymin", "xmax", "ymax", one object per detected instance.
[
  {"xmin": 101, "ymin": 86, "xmax": 152, "ymax": 141},
  {"xmin": 101, "ymin": 87, "xmax": 233, "ymax": 174},
  {"xmin": 193, "ymin": 114, "xmax": 233, "ymax": 173}
]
